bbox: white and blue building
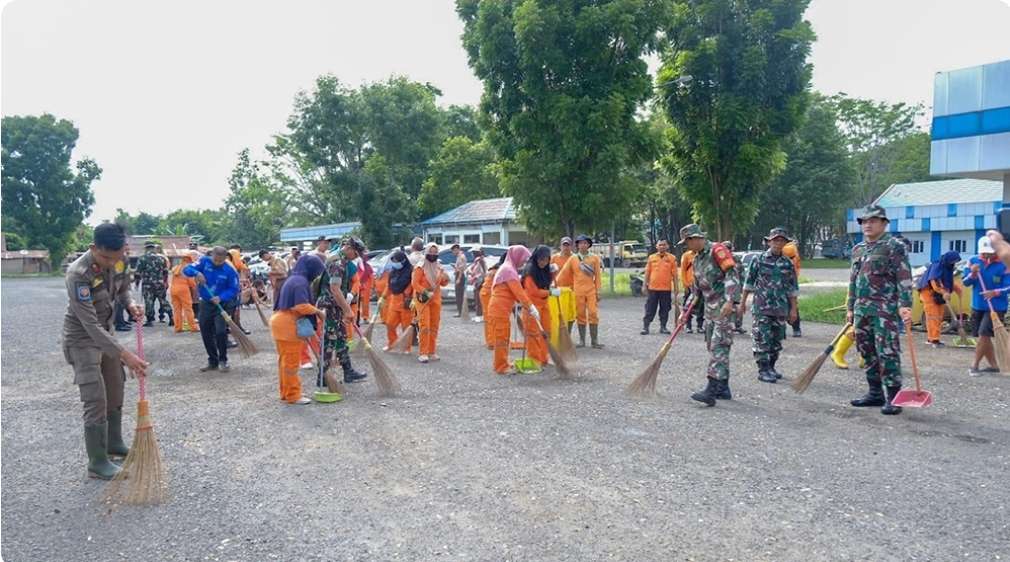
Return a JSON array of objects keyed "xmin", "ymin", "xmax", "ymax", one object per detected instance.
[{"xmin": 847, "ymin": 59, "xmax": 1010, "ymax": 267}]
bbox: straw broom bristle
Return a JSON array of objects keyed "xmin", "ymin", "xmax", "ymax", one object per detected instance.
[
  {"xmin": 103, "ymin": 401, "xmax": 167, "ymax": 506},
  {"xmin": 791, "ymin": 352, "xmax": 829, "ymax": 394},
  {"xmin": 358, "ymin": 335, "xmax": 400, "ymax": 396},
  {"xmin": 992, "ymin": 314, "xmax": 1010, "ymax": 374},
  {"xmin": 627, "ymin": 341, "xmax": 672, "ymax": 396},
  {"xmin": 391, "ymin": 324, "xmax": 415, "ymax": 353},
  {"xmin": 221, "ymin": 311, "xmax": 258, "ymax": 358},
  {"xmin": 556, "ymin": 325, "xmax": 576, "ymax": 363},
  {"xmin": 544, "ymin": 335, "xmax": 573, "ymax": 380},
  {"xmin": 251, "ymin": 292, "xmax": 270, "ymax": 327}
]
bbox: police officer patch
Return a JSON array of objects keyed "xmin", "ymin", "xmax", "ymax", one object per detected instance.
[{"xmin": 76, "ymin": 282, "xmax": 92, "ymax": 302}]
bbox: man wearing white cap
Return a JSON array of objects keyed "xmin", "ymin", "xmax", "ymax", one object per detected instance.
[{"xmin": 963, "ymin": 236, "xmax": 1010, "ymax": 375}]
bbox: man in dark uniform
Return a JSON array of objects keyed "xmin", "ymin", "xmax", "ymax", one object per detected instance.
[
  {"xmin": 847, "ymin": 205, "xmax": 913, "ymax": 415},
  {"xmin": 740, "ymin": 228, "xmax": 799, "ymax": 383},
  {"xmin": 63, "ymin": 223, "xmax": 148, "ymax": 479},
  {"xmin": 184, "ymin": 246, "xmax": 240, "ymax": 372},
  {"xmin": 134, "ymin": 241, "xmax": 172, "ymax": 327},
  {"xmin": 318, "ymin": 238, "xmax": 368, "ymax": 384}
]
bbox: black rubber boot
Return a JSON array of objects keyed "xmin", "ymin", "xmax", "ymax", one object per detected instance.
[
  {"xmin": 640, "ymin": 320, "xmax": 650, "ymax": 335},
  {"xmin": 691, "ymin": 377, "xmax": 719, "ymax": 407},
  {"xmin": 577, "ymin": 324, "xmax": 587, "ymax": 348},
  {"xmin": 590, "ymin": 325, "xmax": 604, "ymax": 349},
  {"xmin": 107, "ymin": 409, "xmax": 130, "ymax": 458},
  {"xmin": 757, "ymin": 361, "xmax": 777, "ymax": 383},
  {"xmin": 339, "ymin": 350, "xmax": 368, "ymax": 383},
  {"xmin": 659, "ymin": 323, "xmax": 670, "ymax": 335},
  {"xmin": 85, "ymin": 423, "xmax": 121, "ymax": 480},
  {"xmin": 715, "ymin": 378, "xmax": 732, "ymax": 400},
  {"xmin": 770, "ymin": 353, "xmax": 784, "ymax": 380},
  {"xmin": 881, "ymin": 386, "xmax": 903, "ymax": 415},
  {"xmin": 850, "ymin": 374, "xmax": 885, "ymax": 407}
]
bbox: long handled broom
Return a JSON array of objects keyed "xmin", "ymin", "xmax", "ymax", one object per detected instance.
[
  {"xmin": 626, "ymin": 296, "xmax": 696, "ymax": 396},
  {"xmin": 978, "ymin": 275, "xmax": 1010, "ymax": 373},
  {"xmin": 104, "ymin": 322, "xmax": 167, "ymax": 506},
  {"xmin": 351, "ymin": 323, "xmax": 400, "ymax": 397},
  {"xmin": 791, "ymin": 322, "xmax": 854, "ymax": 393},
  {"xmin": 353, "ymin": 298, "xmax": 384, "ymax": 355},
  {"xmin": 946, "ymin": 301, "xmax": 975, "ymax": 348},
  {"xmin": 250, "ymin": 288, "xmax": 270, "ymax": 328},
  {"xmin": 532, "ymin": 315, "xmax": 572, "ymax": 379}
]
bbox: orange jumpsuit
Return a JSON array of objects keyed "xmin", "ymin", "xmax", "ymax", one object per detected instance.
[
  {"xmin": 522, "ymin": 276, "xmax": 550, "ymax": 365},
  {"xmin": 480, "ymin": 270, "xmax": 495, "ymax": 348},
  {"xmin": 170, "ymin": 263, "xmax": 199, "ymax": 332},
  {"xmin": 382, "ymin": 283, "xmax": 414, "ymax": 351},
  {"xmin": 374, "ymin": 271, "xmax": 388, "ymax": 322},
  {"xmin": 556, "ymin": 253, "xmax": 602, "ymax": 325},
  {"xmin": 270, "ymin": 303, "xmax": 320, "ymax": 403},
  {"xmin": 412, "ymin": 267, "xmax": 448, "ymax": 356},
  {"xmin": 359, "ymin": 271, "xmax": 373, "ymax": 320},
  {"xmin": 551, "ymin": 253, "xmax": 574, "ymax": 285},
  {"xmin": 488, "ymin": 279, "xmax": 533, "ymax": 373},
  {"xmin": 920, "ymin": 280, "xmax": 949, "ymax": 342}
]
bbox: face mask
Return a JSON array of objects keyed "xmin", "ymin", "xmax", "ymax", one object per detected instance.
[
  {"xmin": 426, "ymin": 254, "xmax": 438, "ymax": 263},
  {"xmin": 391, "ymin": 261, "xmax": 404, "ymax": 270}
]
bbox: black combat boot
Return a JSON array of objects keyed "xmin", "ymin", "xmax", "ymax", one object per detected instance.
[
  {"xmin": 770, "ymin": 353, "xmax": 784, "ymax": 380},
  {"xmin": 881, "ymin": 386, "xmax": 903, "ymax": 415},
  {"xmin": 691, "ymin": 377, "xmax": 720, "ymax": 406},
  {"xmin": 106, "ymin": 409, "xmax": 130, "ymax": 458},
  {"xmin": 850, "ymin": 373, "xmax": 885, "ymax": 407},
  {"xmin": 339, "ymin": 350, "xmax": 368, "ymax": 383},
  {"xmin": 757, "ymin": 361, "xmax": 777, "ymax": 383},
  {"xmin": 577, "ymin": 324, "xmax": 587, "ymax": 348},
  {"xmin": 640, "ymin": 320, "xmax": 650, "ymax": 335},
  {"xmin": 84, "ymin": 423, "xmax": 121, "ymax": 480},
  {"xmin": 715, "ymin": 378, "xmax": 732, "ymax": 400}
]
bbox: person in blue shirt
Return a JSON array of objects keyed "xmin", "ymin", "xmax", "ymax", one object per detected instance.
[
  {"xmin": 963, "ymin": 236, "xmax": 1010, "ymax": 376},
  {"xmin": 184, "ymin": 246, "xmax": 240, "ymax": 372}
]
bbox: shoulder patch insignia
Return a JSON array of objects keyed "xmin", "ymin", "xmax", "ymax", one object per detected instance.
[
  {"xmin": 115, "ymin": 261, "xmax": 125, "ymax": 274},
  {"xmin": 76, "ymin": 282, "xmax": 92, "ymax": 302},
  {"xmin": 91, "ymin": 276, "xmax": 104, "ymax": 288}
]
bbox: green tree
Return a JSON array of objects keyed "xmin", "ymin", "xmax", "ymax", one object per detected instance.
[
  {"xmin": 829, "ymin": 94, "xmax": 926, "ymax": 204},
  {"xmin": 418, "ymin": 136, "xmax": 501, "ymax": 218},
  {"xmin": 457, "ymin": 0, "xmax": 665, "ymax": 238},
  {"xmin": 657, "ymin": 0, "xmax": 815, "ymax": 241},
  {"xmin": 114, "ymin": 209, "xmax": 161, "ymax": 235},
  {"xmin": 221, "ymin": 149, "xmax": 290, "ymax": 249},
  {"xmin": 748, "ymin": 95, "xmax": 855, "ymax": 255},
  {"xmin": 442, "ymin": 104, "xmax": 482, "ymax": 142},
  {"xmin": 1, "ymin": 114, "xmax": 101, "ymax": 266},
  {"xmin": 159, "ymin": 208, "xmax": 227, "ymax": 244}
]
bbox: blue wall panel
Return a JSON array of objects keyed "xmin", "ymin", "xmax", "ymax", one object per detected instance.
[{"xmin": 931, "ymin": 231, "xmax": 942, "ymax": 261}]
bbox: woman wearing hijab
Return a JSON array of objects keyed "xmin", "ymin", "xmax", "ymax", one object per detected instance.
[
  {"xmin": 480, "ymin": 255, "xmax": 505, "ymax": 349},
  {"xmin": 170, "ymin": 252, "xmax": 200, "ymax": 333},
  {"xmin": 411, "ymin": 243, "xmax": 450, "ymax": 362},
  {"xmin": 522, "ymin": 245, "xmax": 554, "ymax": 369},
  {"xmin": 382, "ymin": 250, "xmax": 415, "ymax": 351},
  {"xmin": 270, "ymin": 255, "xmax": 326, "ymax": 405},
  {"xmin": 488, "ymin": 246, "xmax": 540, "ymax": 374},
  {"xmin": 917, "ymin": 250, "xmax": 963, "ymax": 347}
]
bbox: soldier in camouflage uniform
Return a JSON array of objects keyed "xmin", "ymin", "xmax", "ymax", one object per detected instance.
[
  {"xmin": 846, "ymin": 205, "xmax": 913, "ymax": 415},
  {"xmin": 317, "ymin": 237, "xmax": 368, "ymax": 385},
  {"xmin": 134, "ymin": 241, "xmax": 172, "ymax": 327},
  {"xmin": 722, "ymin": 241, "xmax": 747, "ymax": 334},
  {"xmin": 740, "ymin": 228, "xmax": 799, "ymax": 384},
  {"xmin": 680, "ymin": 225, "xmax": 740, "ymax": 406}
]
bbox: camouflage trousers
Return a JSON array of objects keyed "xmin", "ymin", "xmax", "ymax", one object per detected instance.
[
  {"xmin": 751, "ymin": 314, "xmax": 786, "ymax": 364},
  {"xmin": 703, "ymin": 313, "xmax": 734, "ymax": 381},
  {"xmin": 854, "ymin": 313, "xmax": 903, "ymax": 387},
  {"xmin": 320, "ymin": 300, "xmax": 350, "ymax": 383},
  {"xmin": 142, "ymin": 285, "xmax": 171, "ymax": 322}
]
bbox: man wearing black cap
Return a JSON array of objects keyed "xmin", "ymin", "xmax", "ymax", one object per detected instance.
[
  {"xmin": 134, "ymin": 240, "xmax": 172, "ymax": 327},
  {"xmin": 63, "ymin": 223, "xmax": 149, "ymax": 479}
]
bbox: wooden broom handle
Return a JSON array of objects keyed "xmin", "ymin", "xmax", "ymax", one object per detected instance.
[{"xmin": 904, "ymin": 321, "xmax": 923, "ymax": 393}]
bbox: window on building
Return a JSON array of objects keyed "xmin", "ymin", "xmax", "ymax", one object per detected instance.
[
  {"xmin": 949, "ymin": 239, "xmax": 967, "ymax": 253},
  {"xmin": 463, "ymin": 233, "xmax": 481, "ymax": 244},
  {"xmin": 911, "ymin": 240, "xmax": 924, "ymax": 253},
  {"xmin": 444, "ymin": 234, "xmax": 460, "ymax": 245},
  {"xmin": 427, "ymin": 234, "xmax": 443, "ymax": 245},
  {"xmin": 482, "ymin": 232, "xmax": 501, "ymax": 245}
]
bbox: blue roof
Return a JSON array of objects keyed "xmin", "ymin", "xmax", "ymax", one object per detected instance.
[
  {"xmin": 874, "ymin": 179, "xmax": 1003, "ymax": 207},
  {"xmin": 279, "ymin": 222, "xmax": 361, "ymax": 242},
  {"xmin": 421, "ymin": 197, "xmax": 516, "ymax": 226}
]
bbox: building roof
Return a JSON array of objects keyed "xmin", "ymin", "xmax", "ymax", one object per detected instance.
[
  {"xmin": 421, "ymin": 197, "xmax": 516, "ymax": 227},
  {"xmin": 279, "ymin": 222, "xmax": 362, "ymax": 242},
  {"xmin": 874, "ymin": 178, "xmax": 1003, "ymax": 207},
  {"xmin": 1, "ymin": 249, "xmax": 50, "ymax": 260}
]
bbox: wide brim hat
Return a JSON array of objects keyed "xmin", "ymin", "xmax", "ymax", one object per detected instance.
[
  {"xmin": 678, "ymin": 224, "xmax": 706, "ymax": 245},
  {"xmin": 574, "ymin": 234, "xmax": 593, "ymax": 247},
  {"xmin": 763, "ymin": 227, "xmax": 790, "ymax": 241},
  {"xmin": 857, "ymin": 205, "xmax": 889, "ymax": 224},
  {"xmin": 560, "ymin": 236, "xmax": 573, "ymax": 246}
]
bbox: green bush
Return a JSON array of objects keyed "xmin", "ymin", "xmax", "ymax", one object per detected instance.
[{"xmin": 797, "ymin": 288, "xmax": 848, "ymax": 325}]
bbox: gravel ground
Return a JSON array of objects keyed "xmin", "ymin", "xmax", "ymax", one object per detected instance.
[{"xmin": 2, "ymin": 277, "xmax": 1008, "ymax": 561}]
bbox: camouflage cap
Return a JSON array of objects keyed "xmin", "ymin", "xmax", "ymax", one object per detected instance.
[
  {"xmin": 678, "ymin": 224, "xmax": 706, "ymax": 244},
  {"xmin": 764, "ymin": 227, "xmax": 790, "ymax": 241},
  {"xmin": 857, "ymin": 205, "xmax": 889, "ymax": 223}
]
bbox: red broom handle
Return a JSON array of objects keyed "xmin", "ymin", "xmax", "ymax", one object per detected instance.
[
  {"xmin": 136, "ymin": 319, "xmax": 146, "ymax": 401},
  {"xmin": 660, "ymin": 295, "xmax": 697, "ymax": 347}
]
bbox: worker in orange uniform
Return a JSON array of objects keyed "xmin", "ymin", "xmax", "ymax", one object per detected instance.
[
  {"xmin": 551, "ymin": 237, "xmax": 575, "ymax": 331},
  {"xmin": 782, "ymin": 240, "xmax": 803, "ymax": 337},
  {"xmin": 522, "ymin": 245, "xmax": 554, "ymax": 368},
  {"xmin": 382, "ymin": 250, "xmax": 414, "ymax": 351},
  {"xmin": 373, "ymin": 258, "xmax": 389, "ymax": 324},
  {"xmin": 680, "ymin": 247, "xmax": 704, "ymax": 333},
  {"xmin": 641, "ymin": 239, "xmax": 679, "ymax": 335},
  {"xmin": 270, "ymin": 255, "xmax": 326, "ymax": 405},
  {"xmin": 169, "ymin": 252, "xmax": 200, "ymax": 332},
  {"xmin": 556, "ymin": 234, "xmax": 603, "ymax": 349},
  {"xmin": 227, "ymin": 246, "xmax": 251, "ymax": 336},
  {"xmin": 488, "ymin": 246, "xmax": 538, "ymax": 374},
  {"xmin": 480, "ymin": 256, "xmax": 503, "ymax": 349},
  {"xmin": 917, "ymin": 251, "xmax": 963, "ymax": 347},
  {"xmin": 411, "ymin": 243, "xmax": 449, "ymax": 363}
]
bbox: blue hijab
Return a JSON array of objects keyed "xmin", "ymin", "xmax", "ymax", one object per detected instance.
[
  {"xmin": 275, "ymin": 255, "xmax": 325, "ymax": 310},
  {"xmin": 917, "ymin": 251, "xmax": 960, "ymax": 291}
]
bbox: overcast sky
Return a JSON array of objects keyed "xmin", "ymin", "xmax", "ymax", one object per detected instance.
[{"xmin": 2, "ymin": 0, "xmax": 1009, "ymax": 225}]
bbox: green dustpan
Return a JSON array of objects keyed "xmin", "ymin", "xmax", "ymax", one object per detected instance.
[
  {"xmin": 514, "ymin": 357, "xmax": 541, "ymax": 374},
  {"xmin": 313, "ymin": 390, "xmax": 343, "ymax": 403}
]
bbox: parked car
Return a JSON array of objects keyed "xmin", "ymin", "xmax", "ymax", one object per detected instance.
[
  {"xmin": 437, "ymin": 244, "xmax": 509, "ymax": 301},
  {"xmin": 820, "ymin": 238, "xmax": 853, "ymax": 260}
]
